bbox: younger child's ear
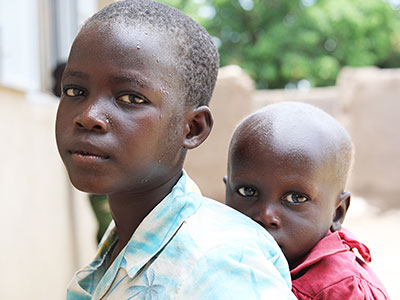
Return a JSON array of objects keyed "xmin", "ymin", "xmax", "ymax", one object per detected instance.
[
  {"xmin": 183, "ymin": 106, "xmax": 213, "ymax": 149},
  {"xmin": 330, "ymin": 191, "xmax": 351, "ymax": 232}
]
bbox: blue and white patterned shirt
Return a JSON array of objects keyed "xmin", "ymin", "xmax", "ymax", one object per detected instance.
[{"xmin": 67, "ymin": 172, "xmax": 296, "ymax": 300}]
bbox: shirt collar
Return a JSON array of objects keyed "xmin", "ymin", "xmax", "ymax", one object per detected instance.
[
  {"xmin": 290, "ymin": 229, "xmax": 371, "ymax": 277},
  {"xmin": 290, "ymin": 230, "xmax": 346, "ymax": 277}
]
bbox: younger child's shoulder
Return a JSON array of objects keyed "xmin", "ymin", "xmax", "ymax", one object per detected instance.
[{"xmin": 291, "ymin": 229, "xmax": 389, "ymax": 299}]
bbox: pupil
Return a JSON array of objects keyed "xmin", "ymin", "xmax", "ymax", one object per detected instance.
[{"xmin": 245, "ymin": 188, "xmax": 254, "ymax": 196}]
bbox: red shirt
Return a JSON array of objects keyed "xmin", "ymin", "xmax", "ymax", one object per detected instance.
[{"xmin": 291, "ymin": 229, "xmax": 389, "ymax": 299}]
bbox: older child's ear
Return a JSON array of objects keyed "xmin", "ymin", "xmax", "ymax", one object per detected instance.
[
  {"xmin": 330, "ymin": 191, "xmax": 351, "ymax": 232},
  {"xmin": 183, "ymin": 106, "xmax": 213, "ymax": 149}
]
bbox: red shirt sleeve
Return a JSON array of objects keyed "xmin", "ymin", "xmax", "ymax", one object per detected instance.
[{"xmin": 311, "ymin": 276, "xmax": 389, "ymax": 300}]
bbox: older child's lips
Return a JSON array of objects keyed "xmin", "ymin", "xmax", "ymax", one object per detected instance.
[{"xmin": 68, "ymin": 148, "xmax": 110, "ymax": 165}]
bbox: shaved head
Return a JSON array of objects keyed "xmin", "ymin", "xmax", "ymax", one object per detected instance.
[{"xmin": 229, "ymin": 102, "xmax": 353, "ymax": 191}]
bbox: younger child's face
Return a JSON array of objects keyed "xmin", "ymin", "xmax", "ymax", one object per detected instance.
[
  {"xmin": 225, "ymin": 136, "xmax": 340, "ymax": 269},
  {"xmin": 56, "ymin": 24, "xmax": 187, "ymax": 194}
]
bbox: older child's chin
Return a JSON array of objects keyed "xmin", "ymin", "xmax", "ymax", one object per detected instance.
[{"xmin": 68, "ymin": 176, "xmax": 109, "ymax": 195}]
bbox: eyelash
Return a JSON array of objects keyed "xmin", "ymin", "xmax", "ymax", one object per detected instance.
[
  {"xmin": 63, "ymin": 87, "xmax": 85, "ymax": 97},
  {"xmin": 62, "ymin": 87, "xmax": 147, "ymax": 105},
  {"xmin": 282, "ymin": 192, "xmax": 309, "ymax": 204},
  {"xmin": 237, "ymin": 186, "xmax": 259, "ymax": 197},
  {"xmin": 116, "ymin": 94, "xmax": 147, "ymax": 105},
  {"xmin": 236, "ymin": 187, "xmax": 309, "ymax": 204}
]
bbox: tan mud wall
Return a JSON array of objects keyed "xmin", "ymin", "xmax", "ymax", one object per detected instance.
[
  {"xmin": 2, "ymin": 65, "xmax": 399, "ymax": 299},
  {"xmin": 184, "ymin": 66, "xmax": 400, "ymax": 299},
  {"xmin": 185, "ymin": 66, "xmax": 400, "ymax": 211}
]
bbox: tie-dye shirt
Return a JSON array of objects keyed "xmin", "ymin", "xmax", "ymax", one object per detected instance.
[{"xmin": 67, "ymin": 172, "xmax": 296, "ymax": 300}]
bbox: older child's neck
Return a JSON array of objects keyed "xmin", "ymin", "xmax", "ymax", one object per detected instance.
[{"xmin": 107, "ymin": 171, "xmax": 183, "ymax": 250}]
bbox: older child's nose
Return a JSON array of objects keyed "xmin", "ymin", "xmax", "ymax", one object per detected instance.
[{"xmin": 73, "ymin": 102, "xmax": 109, "ymax": 133}]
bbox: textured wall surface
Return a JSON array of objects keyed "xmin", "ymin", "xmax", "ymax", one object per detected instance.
[
  {"xmin": 337, "ymin": 67, "xmax": 400, "ymax": 209},
  {"xmin": 2, "ymin": 65, "xmax": 399, "ymax": 299}
]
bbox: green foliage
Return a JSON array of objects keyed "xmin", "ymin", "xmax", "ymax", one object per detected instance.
[{"xmin": 160, "ymin": 0, "xmax": 400, "ymax": 89}]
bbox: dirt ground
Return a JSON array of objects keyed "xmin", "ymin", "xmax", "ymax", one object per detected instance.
[{"xmin": 343, "ymin": 196, "xmax": 399, "ymax": 299}]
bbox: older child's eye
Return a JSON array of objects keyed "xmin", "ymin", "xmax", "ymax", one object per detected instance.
[
  {"xmin": 65, "ymin": 87, "xmax": 84, "ymax": 97},
  {"xmin": 118, "ymin": 94, "xmax": 146, "ymax": 104},
  {"xmin": 237, "ymin": 187, "xmax": 258, "ymax": 197},
  {"xmin": 283, "ymin": 193, "xmax": 309, "ymax": 204}
]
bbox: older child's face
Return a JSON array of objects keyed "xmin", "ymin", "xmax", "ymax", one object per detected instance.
[
  {"xmin": 56, "ymin": 24, "xmax": 186, "ymax": 194},
  {"xmin": 225, "ymin": 136, "xmax": 340, "ymax": 269}
]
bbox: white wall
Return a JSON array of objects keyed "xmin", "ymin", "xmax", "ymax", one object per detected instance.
[{"xmin": 0, "ymin": 86, "xmax": 97, "ymax": 300}]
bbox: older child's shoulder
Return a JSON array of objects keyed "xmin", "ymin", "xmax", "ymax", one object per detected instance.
[
  {"xmin": 173, "ymin": 196, "xmax": 294, "ymax": 298},
  {"xmin": 184, "ymin": 195, "xmax": 286, "ymax": 261}
]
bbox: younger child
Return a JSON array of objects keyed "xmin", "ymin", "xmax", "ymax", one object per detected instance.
[
  {"xmin": 225, "ymin": 102, "xmax": 389, "ymax": 299},
  {"xmin": 56, "ymin": 1, "xmax": 296, "ymax": 299}
]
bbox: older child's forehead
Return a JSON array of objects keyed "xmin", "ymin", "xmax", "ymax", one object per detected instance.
[
  {"xmin": 66, "ymin": 24, "xmax": 180, "ymax": 94},
  {"xmin": 72, "ymin": 24, "xmax": 176, "ymax": 64}
]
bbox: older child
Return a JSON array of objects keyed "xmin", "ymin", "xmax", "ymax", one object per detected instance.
[
  {"xmin": 56, "ymin": 1, "xmax": 296, "ymax": 299},
  {"xmin": 225, "ymin": 102, "xmax": 389, "ymax": 299}
]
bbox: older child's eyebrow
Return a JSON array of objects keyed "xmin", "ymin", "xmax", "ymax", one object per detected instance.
[
  {"xmin": 63, "ymin": 70, "xmax": 88, "ymax": 79},
  {"xmin": 109, "ymin": 74, "xmax": 147, "ymax": 89}
]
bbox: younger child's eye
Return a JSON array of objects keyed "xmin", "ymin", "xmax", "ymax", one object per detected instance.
[
  {"xmin": 118, "ymin": 94, "xmax": 146, "ymax": 104},
  {"xmin": 237, "ymin": 186, "xmax": 258, "ymax": 197},
  {"xmin": 64, "ymin": 87, "xmax": 84, "ymax": 97},
  {"xmin": 283, "ymin": 193, "xmax": 309, "ymax": 204}
]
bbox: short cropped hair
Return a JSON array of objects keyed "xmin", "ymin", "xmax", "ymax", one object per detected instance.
[{"xmin": 82, "ymin": 0, "xmax": 219, "ymax": 107}]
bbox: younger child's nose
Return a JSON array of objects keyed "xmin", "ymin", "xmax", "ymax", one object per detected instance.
[{"xmin": 254, "ymin": 206, "xmax": 281, "ymax": 230}]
